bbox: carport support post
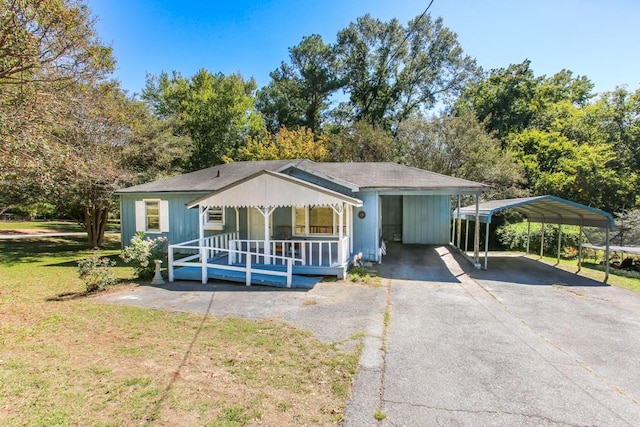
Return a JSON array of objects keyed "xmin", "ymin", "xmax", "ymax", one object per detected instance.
[
  {"xmin": 484, "ymin": 221, "xmax": 490, "ymax": 270},
  {"xmin": 577, "ymin": 223, "xmax": 583, "ymax": 273},
  {"xmin": 465, "ymin": 219, "xmax": 470, "ymax": 252},
  {"xmin": 526, "ymin": 220, "xmax": 531, "ymax": 255},
  {"xmin": 605, "ymin": 227, "xmax": 610, "ymax": 283},
  {"xmin": 556, "ymin": 224, "xmax": 562, "ymax": 265},
  {"xmin": 540, "ymin": 220, "xmax": 546, "ymax": 258}
]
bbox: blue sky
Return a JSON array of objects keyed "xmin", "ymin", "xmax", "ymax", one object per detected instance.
[{"xmin": 87, "ymin": 0, "xmax": 640, "ymax": 97}]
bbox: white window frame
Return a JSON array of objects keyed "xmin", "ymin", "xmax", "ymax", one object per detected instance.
[
  {"xmin": 135, "ymin": 199, "xmax": 169, "ymax": 234},
  {"xmin": 204, "ymin": 207, "xmax": 225, "ymax": 231},
  {"xmin": 292, "ymin": 206, "xmax": 344, "ymax": 236}
]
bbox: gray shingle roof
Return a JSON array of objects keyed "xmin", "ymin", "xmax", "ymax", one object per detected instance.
[{"xmin": 116, "ymin": 159, "xmax": 487, "ymax": 194}]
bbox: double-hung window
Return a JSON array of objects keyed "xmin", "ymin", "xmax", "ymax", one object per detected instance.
[
  {"xmin": 135, "ymin": 199, "xmax": 169, "ymax": 233},
  {"xmin": 205, "ymin": 207, "xmax": 225, "ymax": 230}
]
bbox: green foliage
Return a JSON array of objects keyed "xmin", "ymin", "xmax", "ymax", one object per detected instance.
[
  {"xmin": 327, "ymin": 121, "xmax": 397, "ymax": 162},
  {"xmin": 334, "ymin": 14, "xmax": 478, "ymax": 131},
  {"xmin": 120, "ymin": 232, "xmax": 168, "ymax": 279},
  {"xmin": 234, "ymin": 126, "xmax": 329, "ymax": 162},
  {"xmin": 257, "ymin": 34, "xmax": 342, "ymax": 135},
  {"xmin": 77, "ymin": 253, "xmax": 117, "ymax": 293},
  {"xmin": 143, "ymin": 69, "xmax": 263, "ymax": 171},
  {"xmin": 374, "ymin": 410, "xmax": 388, "ymax": 421},
  {"xmin": 348, "ymin": 266, "xmax": 371, "ymax": 283},
  {"xmin": 496, "ymin": 222, "xmax": 582, "ymax": 257},
  {"xmin": 397, "ymin": 111, "xmax": 527, "ymax": 199}
]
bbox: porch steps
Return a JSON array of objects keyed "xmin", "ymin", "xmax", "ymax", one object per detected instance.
[{"xmin": 172, "ymin": 265, "xmax": 321, "ymax": 289}]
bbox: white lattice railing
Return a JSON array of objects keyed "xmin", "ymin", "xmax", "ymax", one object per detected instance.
[{"xmin": 230, "ymin": 237, "xmax": 350, "ymax": 267}]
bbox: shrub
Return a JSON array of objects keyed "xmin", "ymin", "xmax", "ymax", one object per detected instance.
[
  {"xmin": 348, "ymin": 266, "xmax": 371, "ymax": 283},
  {"xmin": 496, "ymin": 222, "xmax": 582, "ymax": 257},
  {"xmin": 120, "ymin": 232, "xmax": 168, "ymax": 279},
  {"xmin": 78, "ymin": 253, "xmax": 117, "ymax": 293}
]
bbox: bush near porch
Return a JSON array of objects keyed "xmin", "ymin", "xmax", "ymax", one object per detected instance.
[{"xmin": 0, "ymin": 235, "xmax": 360, "ymax": 426}]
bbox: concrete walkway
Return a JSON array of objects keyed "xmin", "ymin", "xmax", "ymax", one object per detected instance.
[{"xmin": 346, "ymin": 244, "xmax": 640, "ymax": 426}]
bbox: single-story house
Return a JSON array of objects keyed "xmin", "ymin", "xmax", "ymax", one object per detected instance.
[{"xmin": 116, "ymin": 159, "xmax": 487, "ymax": 287}]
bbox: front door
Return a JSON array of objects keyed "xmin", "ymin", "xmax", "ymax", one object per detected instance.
[{"xmin": 248, "ymin": 208, "xmax": 270, "ymax": 240}]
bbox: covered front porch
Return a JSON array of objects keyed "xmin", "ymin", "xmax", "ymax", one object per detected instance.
[{"xmin": 167, "ymin": 170, "xmax": 362, "ymax": 287}]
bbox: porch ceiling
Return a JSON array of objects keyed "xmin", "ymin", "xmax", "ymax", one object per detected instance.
[{"xmin": 186, "ymin": 170, "xmax": 363, "ymax": 209}]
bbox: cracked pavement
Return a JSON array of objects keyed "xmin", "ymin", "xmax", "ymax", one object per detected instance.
[{"xmin": 352, "ymin": 244, "xmax": 640, "ymax": 426}]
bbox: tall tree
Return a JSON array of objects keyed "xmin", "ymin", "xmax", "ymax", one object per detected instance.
[
  {"xmin": 257, "ymin": 35, "xmax": 342, "ymax": 135},
  {"xmin": 396, "ymin": 111, "xmax": 526, "ymax": 199},
  {"xmin": 334, "ymin": 13, "xmax": 478, "ymax": 131},
  {"xmin": 235, "ymin": 126, "xmax": 329, "ymax": 162},
  {"xmin": 53, "ymin": 81, "xmax": 135, "ymax": 248},
  {"xmin": 143, "ymin": 69, "xmax": 263, "ymax": 171},
  {"xmin": 0, "ymin": 0, "xmax": 113, "ymax": 212},
  {"xmin": 327, "ymin": 121, "xmax": 397, "ymax": 162}
]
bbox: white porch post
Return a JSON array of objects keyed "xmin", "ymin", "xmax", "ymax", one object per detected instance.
[
  {"xmin": 258, "ymin": 206, "xmax": 276, "ymax": 264},
  {"xmin": 331, "ymin": 204, "xmax": 345, "ymax": 265},
  {"xmin": 349, "ymin": 204, "xmax": 354, "ymax": 253},
  {"xmin": 474, "ymin": 193, "xmax": 480, "ymax": 266},
  {"xmin": 199, "ymin": 206, "xmax": 208, "ymax": 242},
  {"xmin": 456, "ymin": 195, "xmax": 462, "ymax": 248}
]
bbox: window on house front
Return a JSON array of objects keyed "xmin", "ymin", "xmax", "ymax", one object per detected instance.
[
  {"xmin": 135, "ymin": 199, "xmax": 169, "ymax": 233},
  {"xmin": 205, "ymin": 207, "xmax": 225, "ymax": 230},
  {"xmin": 309, "ymin": 206, "xmax": 334, "ymax": 234},
  {"xmin": 294, "ymin": 207, "xmax": 306, "ymax": 234},
  {"xmin": 292, "ymin": 206, "xmax": 347, "ymax": 236},
  {"xmin": 145, "ymin": 201, "xmax": 160, "ymax": 232}
]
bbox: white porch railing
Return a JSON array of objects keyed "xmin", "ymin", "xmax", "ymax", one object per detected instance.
[
  {"xmin": 230, "ymin": 237, "xmax": 350, "ymax": 267},
  {"xmin": 168, "ymin": 233, "xmax": 302, "ymax": 288}
]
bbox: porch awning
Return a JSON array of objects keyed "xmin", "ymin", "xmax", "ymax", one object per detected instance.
[{"xmin": 186, "ymin": 170, "xmax": 363, "ymax": 209}]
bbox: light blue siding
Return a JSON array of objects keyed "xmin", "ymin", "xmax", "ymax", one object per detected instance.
[
  {"xmin": 120, "ymin": 192, "xmax": 206, "ymax": 247},
  {"xmin": 353, "ymin": 192, "xmax": 380, "ymax": 261},
  {"xmin": 402, "ymin": 195, "xmax": 451, "ymax": 244}
]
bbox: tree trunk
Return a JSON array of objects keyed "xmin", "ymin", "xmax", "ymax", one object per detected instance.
[{"xmin": 85, "ymin": 205, "xmax": 110, "ymax": 248}]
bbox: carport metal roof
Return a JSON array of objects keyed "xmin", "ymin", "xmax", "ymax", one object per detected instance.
[
  {"xmin": 453, "ymin": 195, "xmax": 615, "ymax": 229},
  {"xmin": 451, "ymin": 195, "xmax": 614, "ymax": 282}
]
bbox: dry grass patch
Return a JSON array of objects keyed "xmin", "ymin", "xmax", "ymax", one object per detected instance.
[{"xmin": 0, "ymin": 236, "xmax": 360, "ymax": 426}]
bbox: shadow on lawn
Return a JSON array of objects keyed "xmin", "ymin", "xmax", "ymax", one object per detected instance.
[{"xmin": 0, "ymin": 236, "xmax": 121, "ymax": 266}]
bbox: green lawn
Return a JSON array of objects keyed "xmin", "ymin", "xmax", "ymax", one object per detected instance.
[
  {"xmin": 528, "ymin": 253, "xmax": 640, "ymax": 293},
  {"xmin": 0, "ymin": 236, "xmax": 360, "ymax": 426}
]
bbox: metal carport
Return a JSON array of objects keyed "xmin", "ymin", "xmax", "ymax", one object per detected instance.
[{"xmin": 452, "ymin": 195, "xmax": 615, "ymax": 282}]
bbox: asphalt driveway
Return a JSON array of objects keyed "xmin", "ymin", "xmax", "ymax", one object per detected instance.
[
  {"xmin": 98, "ymin": 246, "xmax": 640, "ymax": 426},
  {"xmin": 368, "ymin": 245, "xmax": 640, "ymax": 427}
]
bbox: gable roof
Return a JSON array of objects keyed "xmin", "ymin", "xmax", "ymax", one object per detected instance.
[
  {"xmin": 116, "ymin": 159, "xmax": 487, "ymax": 194},
  {"xmin": 187, "ymin": 170, "xmax": 363, "ymax": 208},
  {"xmin": 454, "ymin": 195, "xmax": 615, "ymax": 229}
]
